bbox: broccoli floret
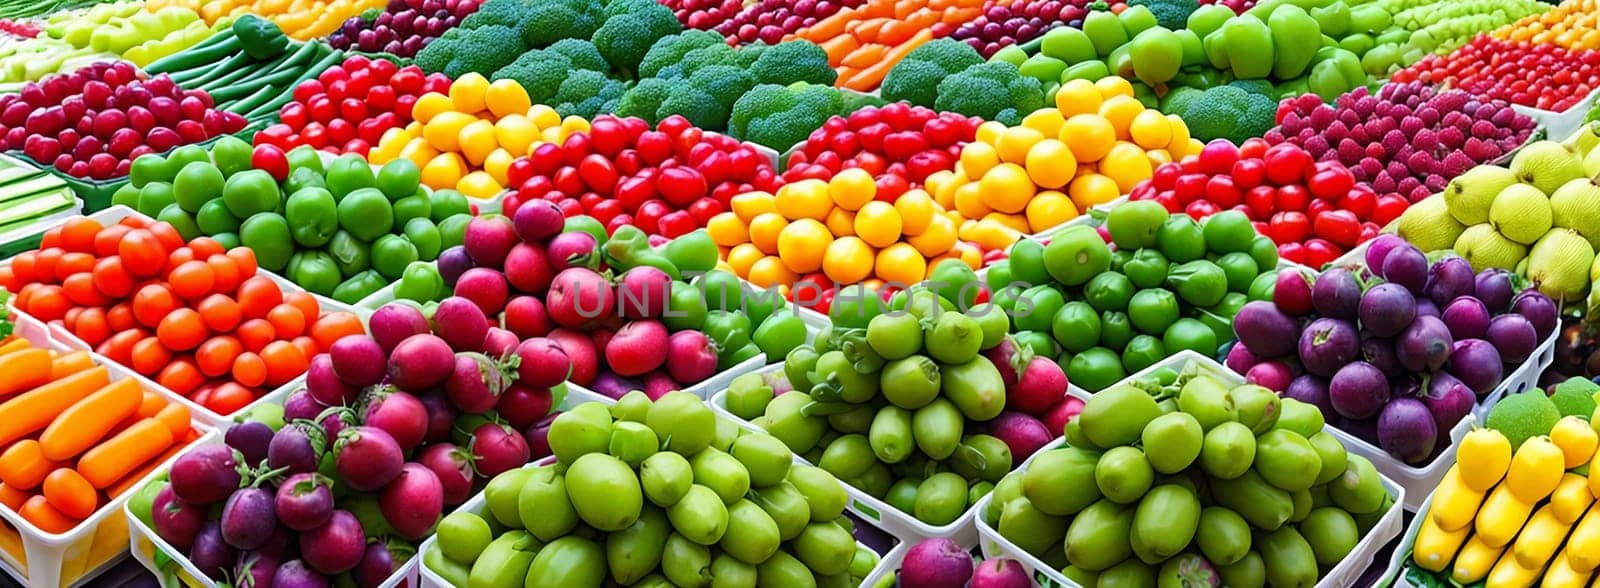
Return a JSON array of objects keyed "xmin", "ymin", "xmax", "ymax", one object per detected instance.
[
  {"xmin": 730, "ymin": 83, "xmax": 843, "ymax": 151},
  {"xmin": 522, "ymin": 3, "xmax": 599, "ymax": 48},
  {"xmin": 1179, "ymin": 85, "xmax": 1278, "ymax": 145},
  {"xmin": 593, "ymin": 3, "xmax": 682, "ymax": 75},
  {"xmin": 1006, "ymin": 76, "xmax": 1045, "ymax": 114},
  {"xmin": 638, "ymin": 30, "xmax": 726, "ymax": 78},
  {"xmin": 1160, "ymin": 86, "xmax": 1204, "ymax": 114},
  {"xmin": 899, "ymin": 38, "xmax": 984, "ymax": 74},
  {"xmin": 558, "ymin": 95, "xmax": 610, "ymax": 119},
  {"xmin": 603, "ymin": 0, "xmax": 658, "ymax": 18},
  {"xmin": 733, "ymin": 43, "xmax": 767, "ymax": 69},
  {"xmin": 1228, "ymin": 79, "xmax": 1275, "ymax": 96},
  {"xmin": 679, "ymin": 43, "xmax": 738, "ymax": 75},
  {"xmin": 958, "ymin": 60, "xmax": 1024, "ymax": 83},
  {"xmin": 659, "ymin": 87, "xmax": 729, "ymax": 130},
  {"xmin": 552, "ymin": 70, "xmax": 613, "ymax": 106},
  {"xmin": 931, "ymin": 61, "xmax": 1041, "ymax": 121},
  {"xmin": 460, "ymin": 0, "xmax": 530, "ymax": 30},
  {"xmin": 413, "ymin": 28, "xmax": 460, "ymax": 73},
  {"xmin": 995, "ymin": 108, "xmax": 1022, "ymax": 126},
  {"xmin": 750, "ymin": 40, "xmax": 836, "ymax": 85},
  {"xmin": 689, "ymin": 64, "xmax": 755, "ymax": 109},
  {"xmin": 655, "ymin": 64, "xmax": 686, "ymax": 80},
  {"xmin": 546, "ymin": 39, "xmax": 609, "ymax": 72},
  {"xmin": 1128, "ymin": 0, "xmax": 1199, "ymax": 29},
  {"xmin": 880, "ymin": 59, "xmax": 946, "ymax": 107},
  {"xmin": 617, "ymin": 77, "xmax": 674, "ymax": 123},
  {"xmin": 443, "ymin": 25, "xmax": 522, "ymax": 78},
  {"xmin": 492, "ymin": 50, "xmax": 573, "ymax": 104}
]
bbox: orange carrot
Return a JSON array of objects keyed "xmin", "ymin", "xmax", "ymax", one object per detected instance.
[
  {"xmin": 841, "ymin": 44, "xmax": 887, "ymax": 68},
  {"xmin": 77, "ymin": 418, "xmax": 174, "ymax": 489},
  {"xmin": 854, "ymin": 18, "xmax": 888, "ymax": 40},
  {"xmin": 19, "ymin": 495, "xmax": 76, "ymax": 534},
  {"xmin": 0, "ymin": 366, "xmax": 109, "ymax": 447},
  {"xmin": 135, "ymin": 391, "xmax": 168, "ymax": 419},
  {"xmin": 41, "ymin": 469, "xmax": 96, "ymax": 520},
  {"xmin": 819, "ymin": 35, "xmax": 859, "ymax": 64},
  {"xmin": 0, "ymin": 483, "xmax": 26, "ymax": 511},
  {"xmin": 48, "ymin": 351, "xmax": 93, "ymax": 381},
  {"xmin": 0, "ymin": 339, "xmax": 30, "ymax": 357},
  {"xmin": 39, "ymin": 378, "xmax": 142, "ymax": 461},
  {"xmin": 105, "ymin": 440, "xmax": 189, "ymax": 499},
  {"xmin": 154, "ymin": 403, "xmax": 191, "ymax": 438},
  {"xmin": 801, "ymin": 7, "xmax": 856, "ymax": 41},
  {"xmin": 0, "ymin": 348, "xmax": 54, "ymax": 396},
  {"xmin": 0, "ymin": 440, "xmax": 59, "ymax": 490}
]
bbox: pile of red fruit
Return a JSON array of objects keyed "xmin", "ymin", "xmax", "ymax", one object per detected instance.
[
  {"xmin": 713, "ymin": 0, "xmax": 867, "ymax": 45},
  {"xmin": 1130, "ymin": 138, "xmax": 1408, "ymax": 269},
  {"xmin": 949, "ymin": 0, "xmax": 1091, "ymax": 57},
  {"xmin": 504, "ymin": 114, "xmax": 784, "ymax": 238},
  {"xmin": 663, "ymin": 0, "xmax": 746, "ymax": 30},
  {"xmin": 1267, "ymin": 82, "xmax": 1537, "ymax": 203},
  {"xmin": 326, "ymin": 0, "xmax": 477, "ymax": 57},
  {"xmin": 252, "ymin": 56, "xmax": 451, "ymax": 156},
  {"xmin": 1392, "ymin": 35, "xmax": 1600, "ymax": 112},
  {"xmin": 0, "ymin": 18, "xmax": 40, "ymax": 38},
  {"xmin": 783, "ymin": 103, "xmax": 977, "ymax": 198},
  {"xmin": 3, "ymin": 62, "xmax": 246, "ymax": 180},
  {"xmin": 1199, "ymin": 0, "xmax": 1255, "ymax": 14}
]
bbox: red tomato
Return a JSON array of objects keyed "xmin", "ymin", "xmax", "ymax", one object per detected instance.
[
  {"xmin": 1313, "ymin": 209, "xmax": 1361, "ymax": 249},
  {"xmin": 1269, "ymin": 211, "xmax": 1311, "ymax": 245},
  {"xmin": 252, "ymin": 145, "xmax": 289, "ymax": 181}
]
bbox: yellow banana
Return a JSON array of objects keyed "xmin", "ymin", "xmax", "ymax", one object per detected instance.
[
  {"xmin": 1514, "ymin": 504, "xmax": 1573, "ymax": 570},
  {"xmin": 1477, "ymin": 484, "xmax": 1540, "ymax": 548},
  {"xmin": 1543, "ymin": 549, "xmax": 1592, "ymax": 587},
  {"xmin": 1554, "ymin": 473, "xmax": 1596, "ymax": 524},
  {"xmin": 1415, "ymin": 505, "xmax": 1472, "ymax": 572},
  {"xmin": 1455, "ymin": 533, "xmax": 1509, "ymax": 584},
  {"xmin": 1488, "ymin": 547, "xmax": 1545, "ymax": 588},
  {"xmin": 1569, "ymin": 505, "xmax": 1600, "ymax": 572},
  {"xmin": 1434, "ymin": 466, "xmax": 1489, "ymax": 532}
]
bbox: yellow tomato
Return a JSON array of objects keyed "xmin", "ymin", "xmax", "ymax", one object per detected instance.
[
  {"xmin": 449, "ymin": 72, "xmax": 490, "ymax": 115},
  {"xmin": 960, "ymin": 141, "xmax": 1001, "ymax": 178},
  {"xmin": 1128, "ymin": 109, "xmax": 1172, "ymax": 151},
  {"xmin": 775, "ymin": 179, "xmax": 833, "ymax": 221},
  {"xmin": 1023, "ymin": 139, "xmax": 1076, "ymax": 190},
  {"xmin": 975, "ymin": 120, "xmax": 1007, "ymax": 145},
  {"xmin": 726, "ymin": 243, "xmax": 765, "ymax": 277},
  {"xmin": 825, "ymin": 208, "xmax": 856, "ymax": 237},
  {"xmin": 749, "ymin": 212, "xmax": 789, "ymax": 255},
  {"xmin": 1165, "ymin": 115, "xmax": 1192, "ymax": 157},
  {"xmin": 456, "ymin": 171, "xmax": 502, "ymax": 198},
  {"xmin": 420, "ymin": 152, "xmax": 466, "ymax": 189},
  {"xmin": 823, "ymin": 236, "xmax": 875, "ymax": 284},
  {"xmin": 748, "ymin": 256, "xmax": 799, "ymax": 288},
  {"xmin": 923, "ymin": 170, "xmax": 957, "ymax": 200},
  {"xmin": 995, "ymin": 126, "xmax": 1045, "ymax": 165},
  {"xmin": 482, "ymin": 148, "xmax": 515, "ymax": 185},
  {"xmin": 399, "ymin": 137, "xmax": 439, "ymax": 170},
  {"xmin": 979, "ymin": 163, "xmax": 1035, "ymax": 214},
  {"xmin": 1068, "ymin": 173, "xmax": 1121, "ymax": 210},
  {"xmin": 967, "ymin": 219, "xmax": 1021, "ymax": 251},
  {"xmin": 894, "ymin": 190, "xmax": 937, "ymax": 236},
  {"xmin": 1054, "ymin": 79, "xmax": 1102, "ymax": 116},
  {"xmin": 1098, "ymin": 96, "xmax": 1143, "ymax": 141},
  {"xmin": 560, "ymin": 115, "xmax": 590, "ymax": 137},
  {"xmin": 953, "ymin": 243, "xmax": 982, "ymax": 269},
  {"xmin": 907, "ymin": 214, "xmax": 958, "ymax": 258},
  {"xmin": 829, "ymin": 168, "xmax": 875, "ymax": 211},
  {"xmin": 1146, "ymin": 149, "xmax": 1172, "ymax": 168},
  {"xmin": 423, "ymin": 111, "xmax": 475, "ymax": 153},
  {"xmin": 457, "ymin": 119, "xmax": 497, "ymax": 166},
  {"xmin": 1101, "ymin": 141, "xmax": 1153, "ymax": 193},
  {"xmin": 493, "ymin": 114, "xmax": 539, "ymax": 156},
  {"xmin": 1094, "ymin": 76, "xmax": 1135, "ymax": 100},
  {"xmin": 1025, "ymin": 190, "xmax": 1078, "ymax": 233},
  {"xmin": 953, "ymin": 182, "xmax": 991, "ymax": 220},
  {"xmin": 410, "ymin": 92, "xmax": 453, "ymax": 125},
  {"xmin": 777, "ymin": 218, "xmax": 833, "ymax": 273},
  {"xmin": 854, "ymin": 201, "xmax": 903, "ymax": 248},
  {"xmin": 982, "ymin": 212, "xmax": 1030, "ymax": 234},
  {"xmin": 527, "ymin": 105, "xmax": 561, "ymax": 129},
  {"xmin": 875, "ymin": 243, "xmax": 927, "ymax": 285},
  {"xmin": 1059, "ymin": 114, "xmax": 1115, "ymax": 163},
  {"xmin": 707, "ymin": 212, "xmax": 750, "ymax": 246},
  {"xmin": 484, "ymin": 79, "xmax": 532, "ymax": 119},
  {"xmin": 930, "ymin": 170, "xmax": 963, "ymax": 210},
  {"xmin": 1021, "ymin": 108, "xmax": 1066, "ymax": 138},
  {"xmin": 731, "ymin": 192, "xmax": 777, "ymax": 222}
]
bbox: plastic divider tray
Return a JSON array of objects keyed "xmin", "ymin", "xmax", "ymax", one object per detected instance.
[{"xmin": 974, "ymin": 350, "xmax": 1407, "ymax": 587}]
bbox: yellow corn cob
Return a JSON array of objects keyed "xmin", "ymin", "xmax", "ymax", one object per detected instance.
[
  {"xmin": 1462, "ymin": 428, "xmax": 1514, "ymax": 492},
  {"xmin": 1456, "ymin": 533, "xmax": 1510, "ymax": 584},
  {"xmin": 1435, "ymin": 466, "xmax": 1490, "ymax": 532},
  {"xmin": 1554, "ymin": 416, "xmax": 1599, "ymax": 469},
  {"xmin": 1544, "ymin": 549, "xmax": 1592, "ymax": 587},
  {"xmin": 1489, "ymin": 547, "xmax": 1546, "ymax": 588},
  {"xmin": 1570, "ymin": 505, "xmax": 1600, "ymax": 573},
  {"xmin": 1509, "ymin": 437, "xmax": 1567, "ymax": 503},
  {"xmin": 1478, "ymin": 484, "xmax": 1540, "ymax": 548},
  {"xmin": 1555, "ymin": 474, "xmax": 1597, "ymax": 524},
  {"xmin": 1415, "ymin": 505, "xmax": 1473, "ymax": 572},
  {"xmin": 1515, "ymin": 504, "xmax": 1574, "ymax": 569}
]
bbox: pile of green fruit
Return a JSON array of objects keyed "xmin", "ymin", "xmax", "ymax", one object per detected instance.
[
  {"xmin": 984, "ymin": 202, "xmax": 1278, "ymax": 392},
  {"xmin": 421, "ymin": 391, "xmax": 883, "ymax": 587},
  {"xmin": 983, "ymin": 364, "xmax": 1398, "ymax": 586},
  {"xmin": 1346, "ymin": 0, "xmax": 1549, "ymax": 77},
  {"xmin": 112, "ymin": 137, "xmax": 472, "ymax": 304}
]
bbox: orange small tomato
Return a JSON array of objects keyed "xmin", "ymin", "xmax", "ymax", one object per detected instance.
[
  {"xmin": 187, "ymin": 236, "xmax": 225, "ymax": 259},
  {"xmin": 58, "ymin": 218, "xmax": 102, "ymax": 253},
  {"xmin": 291, "ymin": 336, "xmax": 317, "ymax": 361},
  {"xmin": 167, "ymin": 260, "xmax": 215, "ymax": 300},
  {"xmin": 195, "ymin": 336, "xmax": 243, "ymax": 377},
  {"xmin": 260, "ymin": 340, "xmax": 308, "ymax": 386},
  {"xmin": 130, "ymin": 337, "xmax": 172, "ymax": 376},
  {"xmin": 236, "ymin": 319, "xmax": 275, "ymax": 352},
  {"xmin": 236, "ymin": 276, "xmax": 282, "ymax": 319},
  {"xmin": 119, "ymin": 230, "xmax": 167, "ymax": 278},
  {"xmin": 118, "ymin": 216, "xmax": 149, "ymax": 229},
  {"xmin": 206, "ymin": 255, "xmax": 241, "ymax": 295},
  {"xmin": 92, "ymin": 224, "xmax": 131, "ymax": 258},
  {"xmin": 73, "ymin": 308, "xmax": 110, "ymax": 347},
  {"xmin": 206, "ymin": 383, "xmax": 257, "ymax": 415},
  {"xmin": 157, "ymin": 359, "xmax": 205, "ymax": 395},
  {"xmin": 54, "ymin": 253, "xmax": 94, "ymax": 281},
  {"xmin": 92, "ymin": 256, "xmax": 134, "ymax": 299},
  {"xmin": 9, "ymin": 251, "xmax": 35, "ymax": 284},
  {"xmin": 232, "ymin": 352, "xmax": 267, "ymax": 387},
  {"xmin": 309, "ymin": 311, "xmax": 364, "ymax": 351},
  {"xmin": 157, "ymin": 309, "xmax": 207, "ymax": 352},
  {"xmin": 282, "ymin": 292, "xmax": 320, "ymax": 323},
  {"xmin": 96, "ymin": 329, "xmax": 145, "ymax": 365},
  {"xmin": 106, "ymin": 303, "xmax": 135, "ymax": 332},
  {"xmin": 266, "ymin": 305, "xmax": 306, "ymax": 339},
  {"xmin": 196, "ymin": 294, "xmax": 241, "ymax": 333},
  {"xmin": 38, "ymin": 227, "xmax": 60, "ymax": 251},
  {"xmin": 62, "ymin": 272, "xmax": 109, "ymax": 307},
  {"xmin": 166, "ymin": 247, "xmax": 195, "ymax": 269},
  {"xmin": 146, "ymin": 222, "xmax": 185, "ymax": 251},
  {"xmin": 226, "ymin": 248, "xmax": 258, "ymax": 279},
  {"xmin": 33, "ymin": 248, "xmax": 63, "ymax": 283},
  {"xmin": 132, "ymin": 284, "xmax": 180, "ymax": 328},
  {"xmin": 26, "ymin": 285, "xmax": 71, "ymax": 321}
]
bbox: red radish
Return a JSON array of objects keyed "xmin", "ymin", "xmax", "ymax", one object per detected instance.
[
  {"xmin": 616, "ymin": 266, "xmax": 671, "ymax": 319},
  {"xmin": 481, "ymin": 327, "xmax": 520, "ymax": 357},
  {"xmin": 329, "ymin": 335, "xmax": 387, "ymax": 388},
  {"xmin": 1042, "ymin": 396, "xmax": 1085, "ymax": 436},
  {"xmin": 524, "ymin": 413, "xmax": 558, "ymax": 459},
  {"xmin": 548, "ymin": 328, "xmax": 598, "ymax": 386},
  {"xmin": 970, "ymin": 558, "xmax": 1032, "ymax": 588},
  {"xmin": 546, "ymin": 268, "xmax": 614, "ymax": 329},
  {"xmin": 190, "ymin": 522, "xmax": 236, "ymax": 580},
  {"xmin": 1246, "ymin": 360, "xmax": 1294, "ymax": 392},
  {"xmin": 299, "ymin": 510, "xmax": 366, "ymax": 575},
  {"xmin": 170, "ymin": 445, "xmax": 242, "ymax": 505},
  {"xmin": 497, "ymin": 383, "xmax": 554, "ymax": 429},
  {"xmin": 1274, "ymin": 270, "xmax": 1315, "ymax": 316},
  {"xmin": 234, "ymin": 552, "xmax": 281, "ymax": 588},
  {"xmin": 306, "ymin": 354, "xmax": 360, "ymax": 407},
  {"xmin": 273, "ymin": 559, "xmax": 328, "ymax": 587},
  {"xmin": 369, "ymin": 304, "xmax": 430, "ymax": 353},
  {"xmin": 335, "ymin": 427, "xmax": 404, "ymax": 491},
  {"xmin": 591, "ymin": 372, "xmax": 641, "ymax": 399},
  {"xmin": 416, "ymin": 443, "xmax": 474, "ymax": 506},
  {"xmin": 471, "ymin": 422, "xmax": 530, "ymax": 477},
  {"xmin": 512, "ymin": 199, "xmax": 564, "ymax": 242},
  {"xmin": 432, "ymin": 297, "xmax": 490, "ymax": 352},
  {"xmin": 1007, "ymin": 356, "xmax": 1067, "ymax": 416},
  {"xmin": 224, "ymin": 421, "xmax": 274, "ymax": 465},
  {"xmin": 503, "ymin": 243, "xmax": 554, "ymax": 294},
  {"xmin": 546, "ymin": 231, "xmax": 598, "ymax": 271},
  {"xmin": 416, "ymin": 391, "xmax": 457, "ymax": 443},
  {"xmin": 454, "ymin": 268, "xmax": 510, "ymax": 316},
  {"xmin": 503, "ymin": 296, "xmax": 553, "ymax": 339},
  {"xmin": 363, "ymin": 388, "xmax": 428, "ymax": 452},
  {"xmin": 282, "ymin": 390, "xmax": 321, "ymax": 422},
  {"xmin": 462, "ymin": 215, "xmax": 517, "ymax": 268},
  {"xmin": 320, "ymin": 408, "xmax": 355, "ymax": 441},
  {"xmin": 152, "ymin": 484, "xmax": 206, "ymax": 549},
  {"xmin": 987, "ymin": 411, "xmax": 1053, "ymax": 461},
  {"xmin": 267, "ymin": 423, "xmax": 321, "ymax": 475},
  {"xmin": 666, "ymin": 330, "xmax": 718, "ymax": 384},
  {"xmin": 275, "ymin": 473, "xmax": 334, "ymax": 531},
  {"xmin": 515, "ymin": 337, "xmax": 571, "ymax": 388},
  {"xmin": 220, "ymin": 488, "xmax": 277, "ymax": 550},
  {"xmin": 353, "ymin": 541, "xmax": 402, "ymax": 588},
  {"xmin": 1225, "ymin": 343, "xmax": 1260, "ymax": 374},
  {"xmin": 387, "ymin": 334, "xmax": 455, "ymax": 392},
  {"xmin": 589, "ymin": 326, "xmax": 617, "ymax": 356},
  {"xmin": 901, "ymin": 537, "xmax": 974, "ymax": 588},
  {"xmin": 606, "ymin": 320, "xmax": 670, "ymax": 377},
  {"xmin": 378, "ymin": 463, "xmax": 443, "ymax": 540},
  {"xmin": 445, "ymin": 353, "xmax": 512, "ymax": 414},
  {"xmin": 642, "ymin": 370, "xmax": 677, "ymax": 400},
  {"xmin": 981, "ymin": 337, "xmax": 1025, "ymax": 388}
]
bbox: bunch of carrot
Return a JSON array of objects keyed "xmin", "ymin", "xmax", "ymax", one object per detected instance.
[
  {"xmin": 0, "ymin": 337, "xmax": 200, "ymax": 534},
  {"xmin": 0, "ymin": 215, "xmax": 366, "ymax": 416},
  {"xmin": 789, "ymin": 0, "xmax": 984, "ymax": 91}
]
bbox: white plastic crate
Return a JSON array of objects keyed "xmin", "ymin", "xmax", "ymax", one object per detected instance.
[
  {"xmin": 1373, "ymin": 489, "xmax": 1439, "ymax": 588},
  {"xmin": 975, "ymin": 350, "xmax": 1406, "ymax": 587},
  {"xmin": 1512, "ymin": 86, "xmax": 1600, "ymax": 147},
  {"xmin": 0, "ymin": 313, "xmax": 209, "ymax": 588}
]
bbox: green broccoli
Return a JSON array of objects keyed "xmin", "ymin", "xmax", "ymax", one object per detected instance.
[
  {"xmin": 1179, "ymin": 85, "xmax": 1278, "ymax": 145},
  {"xmin": 733, "ymin": 43, "xmax": 767, "ymax": 69},
  {"xmin": 1128, "ymin": 0, "xmax": 1199, "ymax": 29},
  {"xmin": 522, "ymin": 2, "xmax": 599, "ymax": 48},
  {"xmin": 546, "ymin": 39, "xmax": 609, "ymax": 72},
  {"xmin": 592, "ymin": 2, "xmax": 682, "ymax": 75},
  {"xmin": 552, "ymin": 70, "xmax": 614, "ymax": 106},
  {"xmin": 617, "ymin": 77, "xmax": 674, "ymax": 123},
  {"xmin": 1160, "ymin": 85, "xmax": 1204, "ymax": 115},
  {"xmin": 1227, "ymin": 79, "xmax": 1275, "ymax": 96},
  {"xmin": 678, "ymin": 43, "xmax": 738, "ymax": 76},
  {"xmin": 898, "ymin": 38, "xmax": 984, "ymax": 74},
  {"xmin": 995, "ymin": 108, "xmax": 1022, "ymax": 126},
  {"xmin": 931, "ymin": 61, "xmax": 1044, "ymax": 121},
  {"xmin": 659, "ymin": 87, "xmax": 730, "ymax": 130},
  {"xmin": 654, "ymin": 64, "xmax": 686, "ymax": 80},
  {"xmin": 879, "ymin": 59, "xmax": 946, "ymax": 107},
  {"xmin": 492, "ymin": 50, "xmax": 573, "ymax": 104},
  {"xmin": 460, "ymin": 0, "xmax": 530, "ymax": 30},
  {"xmin": 413, "ymin": 27, "xmax": 461, "ymax": 73},
  {"xmin": 603, "ymin": 0, "xmax": 658, "ymax": 18},
  {"xmin": 730, "ymin": 83, "xmax": 842, "ymax": 151},
  {"xmin": 442, "ymin": 25, "xmax": 522, "ymax": 78},
  {"xmin": 638, "ymin": 30, "xmax": 726, "ymax": 78},
  {"xmin": 689, "ymin": 65, "xmax": 756, "ymax": 109},
  {"xmin": 750, "ymin": 40, "xmax": 836, "ymax": 85},
  {"xmin": 558, "ymin": 96, "xmax": 608, "ymax": 119}
]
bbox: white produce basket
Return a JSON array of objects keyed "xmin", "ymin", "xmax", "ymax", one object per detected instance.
[
  {"xmin": 0, "ymin": 314, "xmax": 208, "ymax": 588},
  {"xmin": 1511, "ymin": 86, "xmax": 1600, "ymax": 147},
  {"xmin": 975, "ymin": 350, "xmax": 1407, "ymax": 587},
  {"xmin": 710, "ymin": 363, "xmax": 1091, "ymax": 545},
  {"xmin": 1373, "ymin": 489, "xmax": 1440, "ymax": 588}
]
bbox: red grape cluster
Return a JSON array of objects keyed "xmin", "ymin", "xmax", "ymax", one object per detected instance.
[
  {"xmin": 0, "ymin": 18, "xmax": 40, "ymax": 38},
  {"xmin": 784, "ymin": 103, "xmax": 979, "ymax": 198},
  {"xmin": 1392, "ymin": 35, "xmax": 1600, "ymax": 112},
  {"xmin": 326, "ymin": 0, "xmax": 478, "ymax": 57},
  {"xmin": 949, "ymin": 0, "xmax": 1085, "ymax": 58},
  {"xmin": 1266, "ymin": 82, "xmax": 1537, "ymax": 203},
  {"xmin": 713, "ymin": 0, "xmax": 866, "ymax": 45},
  {"xmin": 662, "ymin": 0, "xmax": 745, "ymax": 30},
  {"xmin": 254, "ymin": 56, "xmax": 452, "ymax": 156}
]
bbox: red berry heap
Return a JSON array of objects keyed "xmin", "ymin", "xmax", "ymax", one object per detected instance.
[
  {"xmin": 1132, "ymin": 138, "xmax": 1407, "ymax": 269},
  {"xmin": 505, "ymin": 114, "xmax": 784, "ymax": 239},
  {"xmin": 1267, "ymin": 83, "xmax": 1536, "ymax": 204},
  {"xmin": 0, "ymin": 18, "xmax": 41, "ymax": 38},
  {"xmin": 664, "ymin": 0, "xmax": 747, "ymax": 30},
  {"xmin": 326, "ymin": 0, "xmax": 478, "ymax": 57},
  {"xmin": 252, "ymin": 55, "xmax": 452, "ymax": 156},
  {"xmin": 949, "ymin": 0, "xmax": 1093, "ymax": 58},
  {"xmin": 784, "ymin": 103, "xmax": 978, "ymax": 197},
  {"xmin": 1393, "ymin": 35, "xmax": 1600, "ymax": 112},
  {"xmin": 714, "ymin": 0, "xmax": 866, "ymax": 45},
  {"xmin": 2, "ymin": 62, "xmax": 246, "ymax": 180}
]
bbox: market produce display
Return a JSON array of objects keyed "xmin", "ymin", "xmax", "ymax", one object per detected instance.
[
  {"xmin": 144, "ymin": 15, "xmax": 347, "ymax": 126},
  {"xmin": 983, "ymin": 363, "xmax": 1399, "ymax": 585},
  {"xmin": 41, "ymin": 1, "xmax": 224, "ymax": 67},
  {"xmin": 252, "ymin": 56, "xmax": 454, "ymax": 157},
  {"xmin": 1393, "ymin": 35, "xmax": 1600, "ymax": 112}
]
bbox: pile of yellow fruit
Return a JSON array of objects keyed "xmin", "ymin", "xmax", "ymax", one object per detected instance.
[
  {"xmin": 1411, "ymin": 418, "xmax": 1600, "ymax": 585},
  {"xmin": 144, "ymin": 0, "xmax": 383, "ymax": 40},
  {"xmin": 1495, "ymin": 0, "xmax": 1600, "ymax": 51},
  {"xmin": 707, "ymin": 169, "xmax": 992, "ymax": 290},
  {"xmin": 923, "ymin": 77, "xmax": 1201, "ymax": 237},
  {"xmin": 367, "ymin": 73, "xmax": 589, "ymax": 199}
]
